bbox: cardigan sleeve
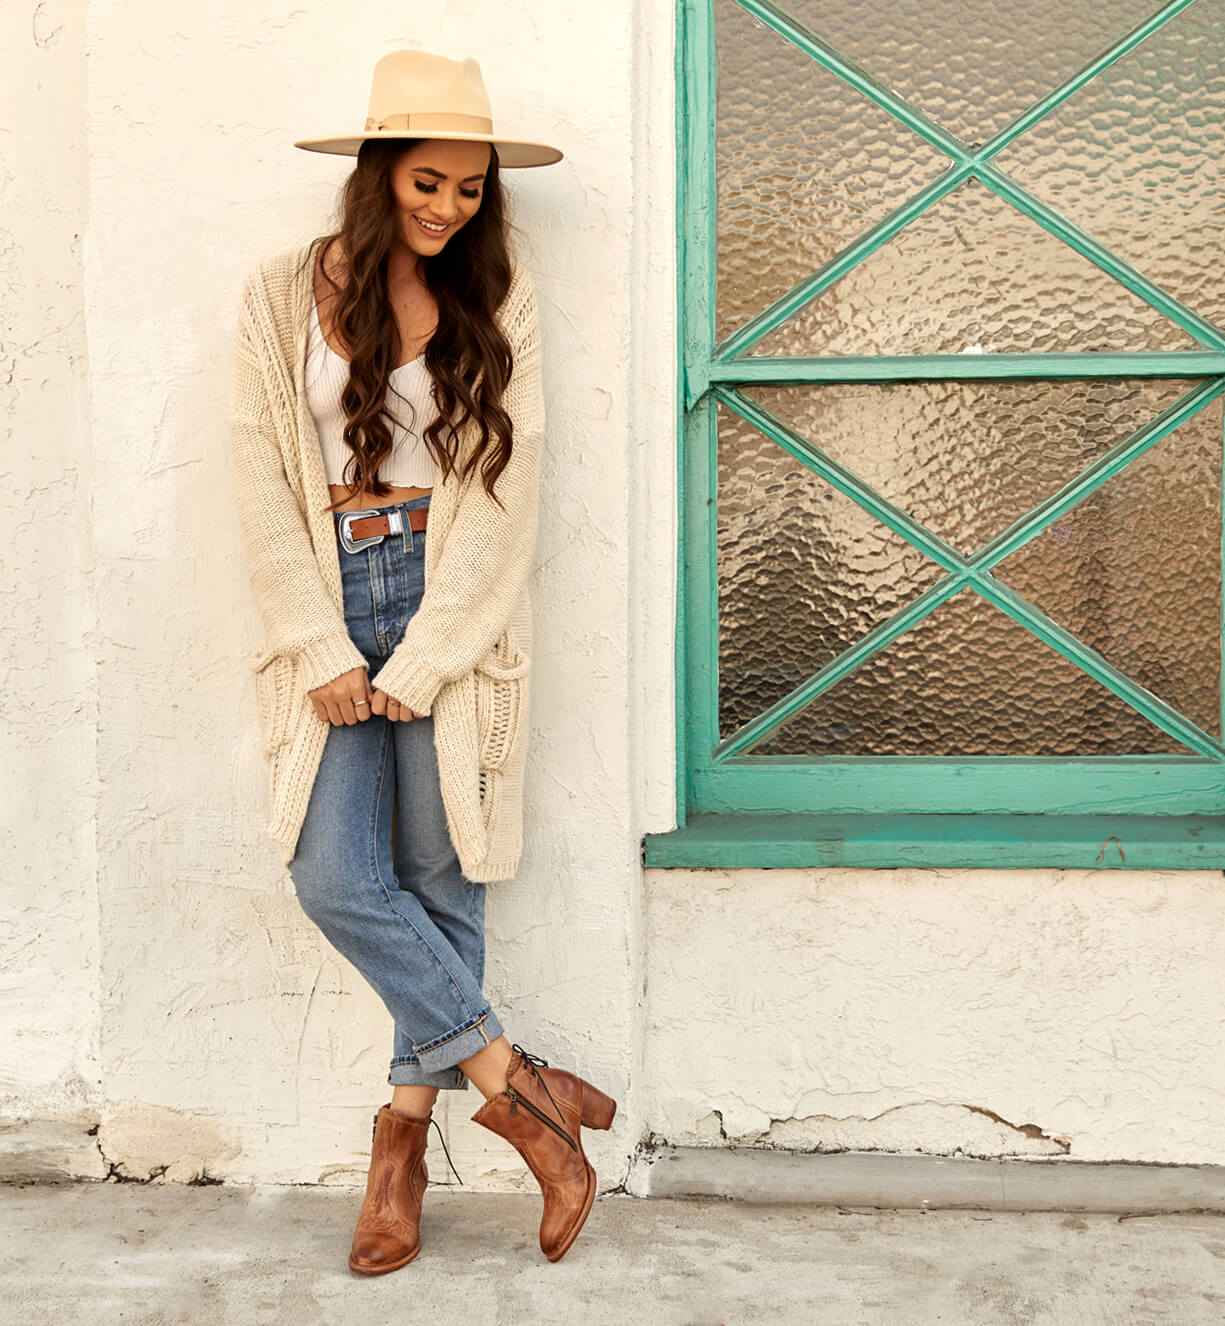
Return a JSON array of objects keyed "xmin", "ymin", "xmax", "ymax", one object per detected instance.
[
  {"xmin": 367, "ymin": 268, "xmax": 545, "ymax": 715},
  {"xmin": 229, "ymin": 275, "xmax": 369, "ymax": 691}
]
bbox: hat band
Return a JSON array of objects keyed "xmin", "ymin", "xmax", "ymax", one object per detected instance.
[{"xmin": 364, "ymin": 111, "xmax": 495, "ymax": 135}]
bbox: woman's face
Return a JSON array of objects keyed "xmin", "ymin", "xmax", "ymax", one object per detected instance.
[{"xmin": 389, "ymin": 138, "xmax": 492, "ymax": 260}]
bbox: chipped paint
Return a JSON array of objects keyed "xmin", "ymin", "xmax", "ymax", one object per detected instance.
[{"xmin": 644, "ymin": 867, "xmax": 1225, "ymax": 1166}]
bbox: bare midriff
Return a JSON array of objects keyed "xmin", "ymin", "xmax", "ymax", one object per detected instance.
[{"xmin": 328, "ymin": 482, "xmax": 432, "ymax": 513}]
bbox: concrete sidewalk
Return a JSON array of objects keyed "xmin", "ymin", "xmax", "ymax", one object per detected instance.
[{"xmin": 4, "ymin": 1181, "xmax": 1225, "ymax": 1325}]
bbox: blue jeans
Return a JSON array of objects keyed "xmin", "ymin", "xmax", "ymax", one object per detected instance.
[{"xmin": 288, "ymin": 494, "xmax": 505, "ymax": 1091}]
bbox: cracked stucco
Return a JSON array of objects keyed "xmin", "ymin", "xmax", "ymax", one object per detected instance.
[
  {"xmin": 689, "ymin": 1102, "xmax": 1071, "ymax": 1158},
  {"xmin": 643, "ymin": 867, "xmax": 1225, "ymax": 1166}
]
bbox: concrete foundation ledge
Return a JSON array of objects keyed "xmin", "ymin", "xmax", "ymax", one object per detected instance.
[
  {"xmin": 0, "ymin": 1118, "xmax": 107, "ymax": 1184},
  {"xmin": 633, "ymin": 1146, "xmax": 1225, "ymax": 1214}
]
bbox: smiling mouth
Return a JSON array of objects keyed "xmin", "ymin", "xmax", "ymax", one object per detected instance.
[{"xmin": 414, "ymin": 215, "xmax": 449, "ymax": 236}]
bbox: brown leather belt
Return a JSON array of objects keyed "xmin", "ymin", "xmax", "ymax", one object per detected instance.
[{"xmin": 336, "ymin": 503, "xmax": 429, "ymax": 553}]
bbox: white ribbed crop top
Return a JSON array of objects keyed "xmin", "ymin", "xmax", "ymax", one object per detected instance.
[{"xmin": 304, "ymin": 290, "xmax": 439, "ymax": 488}]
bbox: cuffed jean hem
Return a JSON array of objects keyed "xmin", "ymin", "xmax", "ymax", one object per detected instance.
[{"xmin": 387, "ymin": 1006, "xmax": 506, "ymax": 1089}]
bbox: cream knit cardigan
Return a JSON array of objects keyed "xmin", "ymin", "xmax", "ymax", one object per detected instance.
[{"xmin": 228, "ymin": 240, "xmax": 543, "ymax": 881}]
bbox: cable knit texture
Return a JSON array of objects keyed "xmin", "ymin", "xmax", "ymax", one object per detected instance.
[{"xmin": 228, "ymin": 239, "xmax": 543, "ymax": 882}]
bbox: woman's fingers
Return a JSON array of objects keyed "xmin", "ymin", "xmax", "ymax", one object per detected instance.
[
  {"xmin": 307, "ymin": 665, "xmax": 373, "ymax": 726},
  {"xmin": 349, "ymin": 673, "xmax": 373, "ymax": 723},
  {"xmin": 369, "ymin": 688, "xmax": 418, "ymax": 722},
  {"xmin": 308, "ymin": 675, "xmax": 418, "ymax": 725},
  {"xmin": 335, "ymin": 672, "xmax": 374, "ymax": 724}
]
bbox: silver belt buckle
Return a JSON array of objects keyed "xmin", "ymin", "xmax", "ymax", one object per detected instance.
[{"xmin": 338, "ymin": 506, "xmax": 402, "ymax": 554}]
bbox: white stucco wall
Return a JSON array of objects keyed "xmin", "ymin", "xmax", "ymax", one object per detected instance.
[
  {"xmin": 4, "ymin": 0, "xmax": 1222, "ymax": 1190},
  {"xmin": 4, "ymin": 0, "xmax": 652, "ymax": 1187},
  {"xmin": 81, "ymin": 0, "xmax": 644, "ymax": 1186},
  {"xmin": 1, "ymin": 1, "xmax": 101, "ymax": 1147},
  {"xmin": 643, "ymin": 867, "xmax": 1225, "ymax": 1166}
]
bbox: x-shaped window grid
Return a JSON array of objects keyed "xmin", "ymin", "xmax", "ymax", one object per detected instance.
[{"xmin": 689, "ymin": 0, "xmax": 1225, "ymax": 765}]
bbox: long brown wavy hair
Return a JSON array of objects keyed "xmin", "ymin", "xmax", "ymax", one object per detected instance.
[{"xmin": 295, "ymin": 137, "xmax": 518, "ymax": 513}]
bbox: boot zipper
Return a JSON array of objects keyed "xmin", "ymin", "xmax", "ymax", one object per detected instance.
[{"xmin": 505, "ymin": 1084, "xmax": 579, "ymax": 1152}]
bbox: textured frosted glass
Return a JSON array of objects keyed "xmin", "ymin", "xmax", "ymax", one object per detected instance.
[
  {"xmin": 995, "ymin": 1, "xmax": 1225, "ymax": 330},
  {"xmin": 743, "ymin": 589, "xmax": 1193, "ymax": 757},
  {"xmin": 778, "ymin": 0, "xmax": 1160, "ymax": 144},
  {"xmin": 751, "ymin": 179, "xmax": 1198, "ymax": 356},
  {"xmin": 740, "ymin": 379, "xmax": 1197, "ymax": 553},
  {"xmin": 714, "ymin": 0, "xmax": 950, "ymax": 344},
  {"xmin": 998, "ymin": 399, "xmax": 1223, "ymax": 738},
  {"xmin": 718, "ymin": 387, "xmax": 1221, "ymax": 754},
  {"xmin": 708, "ymin": 0, "xmax": 1223, "ymax": 759},
  {"xmin": 717, "ymin": 401, "xmax": 946, "ymax": 736}
]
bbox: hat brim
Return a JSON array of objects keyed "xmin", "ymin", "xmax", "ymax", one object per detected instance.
[{"xmin": 292, "ymin": 129, "xmax": 563, "ymax": 168}]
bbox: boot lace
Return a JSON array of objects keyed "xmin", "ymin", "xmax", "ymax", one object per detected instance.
[
  {"xmin": 510, "ymin": 1042, "xmax": 568, "ymax": 1130},
  {"xmin": 377, "ymin": 1109, "xmax": 465, "ymax": 1185},
  {"xmin": 431, "ymin": 1116, "xmax": 464, "ymax": 1185}
]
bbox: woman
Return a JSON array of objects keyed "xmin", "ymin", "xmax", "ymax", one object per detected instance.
[{"xmin": 228, "ymin": 50, "xmax": 616, "ymax": 1273}]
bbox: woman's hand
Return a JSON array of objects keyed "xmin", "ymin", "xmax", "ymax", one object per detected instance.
[
  {"xmin": 308, "ymin": 665, "xmax": 376, "ymax": 726},
  {"xmin": 308, "ymin": 667, "xmax": 422, "ymax": 725}
]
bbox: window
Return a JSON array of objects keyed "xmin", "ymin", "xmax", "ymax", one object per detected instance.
[{"xmin": 644, "ymin": 0, "xmax": 1225, "ymax": 868}]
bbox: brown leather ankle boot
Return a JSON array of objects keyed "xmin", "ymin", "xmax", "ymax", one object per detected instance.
[
  {"xmin": 348, "ymin": 1105, "xmax": 432, "ymax": 1275},
  {"xmin": 470, "ymin": 1043, "xmax": 617, "ymax": 1262}
]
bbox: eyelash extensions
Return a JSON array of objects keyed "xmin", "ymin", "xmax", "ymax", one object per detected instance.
[{"xmin": 414, "ymin": 180, "xmax": 480, "ymax": 200}]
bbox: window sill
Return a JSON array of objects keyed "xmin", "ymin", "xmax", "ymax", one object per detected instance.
[{"xmin": 641, "ymin": 813, "xmax": 1225, "ymax": 871}]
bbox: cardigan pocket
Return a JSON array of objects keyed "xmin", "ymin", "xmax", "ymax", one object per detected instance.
[
  {"xmin": 250, "ymin": 649, "xmax": 298, "ymax": 757},
  {"xmin": 474, "ymin": 632, "xmax": 530, "ymax": 772}
]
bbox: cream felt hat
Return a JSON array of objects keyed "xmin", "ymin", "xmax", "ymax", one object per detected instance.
[{"xmin": 294, "ymin": 49, "xmax": 563, "ymax": 168}]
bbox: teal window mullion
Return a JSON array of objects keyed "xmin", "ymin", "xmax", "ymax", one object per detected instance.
[
  {"xmin": 709, "ymin": 354, "xmax": 1225, "ymax": 383},
  {"xmin": 682, "ymin": 394, "xmax": 721, "ymax": 776},
  {"xmin": 695, "ymin": 761, "xmax": 1225, "ymax": 819},
  {"xmin": 676, "ymin": 0, "xmax": 719, "ymax": 826},
  {"xmin": 679, "ymin": 0, "xmax": 717, "ymax": 407}
]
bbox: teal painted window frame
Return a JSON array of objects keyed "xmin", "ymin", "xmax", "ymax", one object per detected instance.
[{"xmin": 643, "ymin": 0, "xmax": 1225, "ymax": 870}]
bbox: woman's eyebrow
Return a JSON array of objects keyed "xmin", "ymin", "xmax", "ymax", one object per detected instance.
[{"xmin": 413, "ymin": 166, "xmax": 487, "ymax": 183}]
